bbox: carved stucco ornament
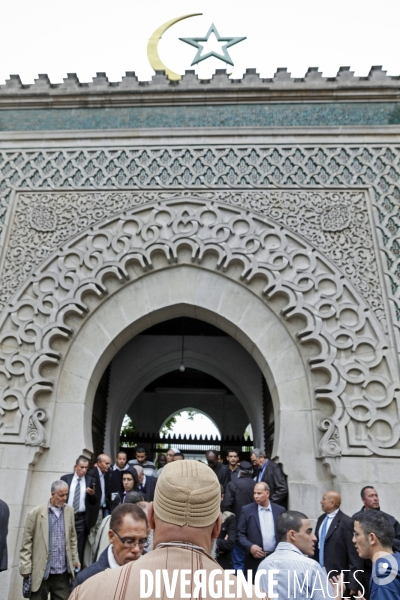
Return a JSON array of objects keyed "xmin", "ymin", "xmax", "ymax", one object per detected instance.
[
  {"xmin": 25, "ymin": 409, "xmax": 48, "ymax": 447},
  {"xmin": 0, "ymin": 193, "xmax": 397, "ymax": 458},
  {"xmin": 318, "ymin": 418, "xmax": 342, "ymax": 457}
]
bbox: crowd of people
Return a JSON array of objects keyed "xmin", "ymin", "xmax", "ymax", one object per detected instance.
[{"xmin": 10, "ymin": 446, "xmax": 400, "ymax": 599}]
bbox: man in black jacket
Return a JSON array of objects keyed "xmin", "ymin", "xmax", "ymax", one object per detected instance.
[
  {"xmin": 352, "ymin": 485, "xmax": 400, "ymax": 599},
  {"xmin": 109, "ymin": 451, "xmax": 130, "ymax": 500},
  {"xmin": 88, "ymin": 454, "xmax": 112, "ymax": 519},
  {"xmin": 250, "ymin": 448, "xmax": 288, "ymax": 507},
  {"xmin": 72, "ymin": 504, "xmax": 148, "ymax": 590},
  {"xmin": 221, "ymin": 461, "xmax": 256, "ymax": 574},
  {"xmin": 206, "ymin": 450, "xmax": 231, "ymax": 489},
  {"xmin": 216, "ymin": 512, "xmax": 236, "ymax": 569},
  {"xmin": 0, "ymin": 498, "xmax": 9, "ymax": 572},
  {"xmin": 133, "ymin": 465, "xmax": 157, "ymax": 501},
  {"xmin": 61, "ymin": 455, "xmax": 99, "ymax": 564},
  {"xmin": 314, "ymin": 490, "xmax": 362, "ymax": 595}
]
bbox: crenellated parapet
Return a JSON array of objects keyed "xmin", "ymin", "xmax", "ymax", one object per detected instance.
[{"xmin": 1, "ymin": 67, "xmax": 400, "ymax": 106}]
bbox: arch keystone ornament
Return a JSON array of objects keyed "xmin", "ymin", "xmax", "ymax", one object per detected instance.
[{"xmin": 0, "ymin": 190, "xmax": 398, "ymax": 459}]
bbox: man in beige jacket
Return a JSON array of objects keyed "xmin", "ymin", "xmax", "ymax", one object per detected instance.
[
  {"xmin": 69, "ymin": 460, "xmax": 263, "ymax": 600},
  {"xmin": 20, "ymin": 479, "xmax": 80, "ymax": 599}
]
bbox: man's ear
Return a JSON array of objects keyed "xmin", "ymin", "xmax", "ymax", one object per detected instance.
[
  {"xmin": 369, "ymin": 532, "xmax": 379, "ymax": 547},
  {"xmin": 211, "ymin": 513, "xmax": 222, "ymax": 539},
  {"xmin": 148, "ymin": 502, "xmax": 155, "ymax": 529},
  {"xmin": 287, "ymin": 529, "xmax": 296, "ymax": 544},
  {"xmin": 108, "ymin": 529, "xmax": 115, "ymax": 543}
]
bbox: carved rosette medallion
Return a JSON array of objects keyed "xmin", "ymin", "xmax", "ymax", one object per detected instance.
[
  {"xmin": 321, "ymin": 205, "xmax": 351, "ymax": 232},
  {"xmin": 30, "ymin": 205, "xmax": 57, "ymax": 232}
]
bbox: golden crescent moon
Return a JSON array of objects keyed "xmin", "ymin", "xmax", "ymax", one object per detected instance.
[{"xmin": 147, "ymin": 13, "xmax": 203, "ymax": 81}]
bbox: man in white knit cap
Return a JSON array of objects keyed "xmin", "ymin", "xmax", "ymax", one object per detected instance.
[{"xmin": 69, "ymin": 460, "xmax": 261, "ymax": 599}]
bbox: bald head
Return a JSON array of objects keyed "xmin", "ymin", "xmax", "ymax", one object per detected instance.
[
  {"xmin": 97, "ymin": 454, "xmax": 111, "ymax": 474},
  {"xmin": 320, "ymin": 490, "xmax": 341, "ymax": 514}
]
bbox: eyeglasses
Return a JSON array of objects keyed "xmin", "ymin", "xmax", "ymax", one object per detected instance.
[{"xmin": 111, "ymin": 530, "xmax": 149, "ymax": 549}]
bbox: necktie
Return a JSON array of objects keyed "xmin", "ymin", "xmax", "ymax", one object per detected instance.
[
  {"xmin": 73, "ymin": 478, "xmax": 81, "ymax": 513},
  {"xmin": 319, "ymin": 515, "xmax": 329, "ymax": 567}
]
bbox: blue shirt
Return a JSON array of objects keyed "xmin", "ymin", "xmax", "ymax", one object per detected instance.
[
  {"xmin": 258, "ymin": 504, "xmax": 276, "ymax": 552},
  {"xmin": 258, "ymin": 542, "xmax": 333, "ymax": 600},
  {"xmin": 370, "ymin": 552, "xmax": 400, "ymax": 600},
  {"xmin": 257, "ymin": 460, "xmax": 268, "ymax": 483}
]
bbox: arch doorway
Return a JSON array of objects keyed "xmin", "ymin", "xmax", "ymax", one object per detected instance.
[{"xmin": 91, "ymin": 317, "xmax": 273, "ymax": 461}]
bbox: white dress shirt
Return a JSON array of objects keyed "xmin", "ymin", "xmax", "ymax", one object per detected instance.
[
  {"xmin": 97, "ymin": 466, "xmax": 106, "ymax": 506},
  {"xmin": 258, "ymin": 503, "xmax": 276, "ymax": 552},
  {"xmin": 318, "ymin": 508, "xmax": 339, "ymax": 549},
  {"xmin": 107, "ymin": 545, "xmax": 120, "ymax": 569},
  {"xmin": 139, "ymin": 475, "xmax": 147, "ymax": 492},
  {"xmin": 67, "ymin": 473, "xmax": 86, "ymax": 513}
]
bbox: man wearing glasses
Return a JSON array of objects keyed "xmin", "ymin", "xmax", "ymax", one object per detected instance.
[{"xmin": 71, "ymin": 504, "xmax": 148, "ymax": 590}]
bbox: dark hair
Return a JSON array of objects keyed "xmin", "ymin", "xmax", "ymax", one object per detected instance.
[
  {"xmin": 117, "ymin": 451, "xmax": 127, "ymax": 457},
  {"xmin": 174, "ymin": 452, "xmax": 185, "ymax": 459},
  {"xmin": 124, "ymin": 491, "xmax": 145, "ymax": 504},
  {"xmin": 361, "ymin": 486, "xmax": 376, "ymax": 499},
  {"xmin": 75, "ymin": 455, "xmax": 89, "ymax": 465},
  {"xmin": 136, "ymin": 446, "xmax": 148, "ymax": 455},
  {"xmin": 110, "ymin": 503, "xmax": 148, "ymax": 532},
  {"xmin": 255, "ymin": 481, "xmax": 270, "ymax": 492},
  {"xmin": 122, "ymin": 470, "xmax": 135, "ymax": 480},
  {"xmin": 206, "ymin": 450, "xmax": 217, "ymax": 458},
  {"xmin": 277, "ymin": 510, "xmax": 308, "ymax": 542},
  {"xmin": 354, "ymin": 510, "xmax": 394, "ymax": 549},
  {"xmin": 227, "ymin": 449, "xmax": 239, "ymax": 456}
]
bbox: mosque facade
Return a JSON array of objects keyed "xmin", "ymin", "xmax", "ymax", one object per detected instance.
[{"xmin": 1, "ymin": 66, "xmax": 400, "ymax": 597}]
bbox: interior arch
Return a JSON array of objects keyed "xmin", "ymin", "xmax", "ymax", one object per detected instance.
[{"xmin": 40, "ymin": 265, "xmax": 315, "ymax": 500}]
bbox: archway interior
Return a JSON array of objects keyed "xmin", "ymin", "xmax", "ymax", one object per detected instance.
[{"xmin": 92, "ymin": 317, "xmax": 275, "ymax": 461}]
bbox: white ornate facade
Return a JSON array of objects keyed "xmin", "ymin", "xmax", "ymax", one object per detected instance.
[{"xmin": 1, "ymin": 67, "xmax": 400, "ymax": 598}]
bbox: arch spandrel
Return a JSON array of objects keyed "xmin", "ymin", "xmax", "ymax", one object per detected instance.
[{"xmin": 0, "ymin": 193, "xmax": 398, "ymax": 458}]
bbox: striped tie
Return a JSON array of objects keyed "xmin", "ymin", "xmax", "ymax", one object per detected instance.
[{"xmin": 73, "ymin": 478, "xmax": 81, "ymax": 513}]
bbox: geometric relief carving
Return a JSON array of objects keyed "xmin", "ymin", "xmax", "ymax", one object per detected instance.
[
  {"xmin": 0, "ymin": 190, "xmax": 384, "ymax": 329},
  {"xmin": 0, "ymin": 194, "xmax": 398, "ymax": 457}
]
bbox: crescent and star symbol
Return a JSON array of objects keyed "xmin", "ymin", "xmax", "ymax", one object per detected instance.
[{"xmin": 147, "ymin": 14, "xmax": 246, "ymax": 81}]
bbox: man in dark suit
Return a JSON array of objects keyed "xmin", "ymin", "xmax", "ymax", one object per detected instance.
[
  {"xmin": 314, "ymin": 490, "xmax": 362, "ymax": 595},
  {"xmin": 87, "ymin": 454, "xmax": 112, "ymax": 520},
  {"xmin": 237, "ymin": 481, "xmax": 285, "ymax": 579},
  {"xmin": 133, "ymin": 465, "xmax": 157, "ymax": 501},
  {"xmin": 206, "ymin": 450, "xmax": 231, "ymax": 489},
  {"xmin": 352, "ymin": 485, "xmax": 400, "ymax": 599},
  {"xmin": 250, "ymin": 448, "xmax": 288, "ymax": 507},
  {"xmin": 72, "ymin": 504, "xmax": 148, "ymax": 590},
  {"xmin": 61, "ymin": 455, "xmax": 99, "ymax": 564},
  {"xmin": 0, "ymin": 498, "xmax": 9, "ymax": 572},
  {"xmin": 221, "ymin": 461, "xmax": 256, "ymax": 574}
]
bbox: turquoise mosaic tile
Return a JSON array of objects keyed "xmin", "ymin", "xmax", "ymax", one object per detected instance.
[{"xmin": 1, "ymin": 102, "xmax": 400, "ymax": 131}]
